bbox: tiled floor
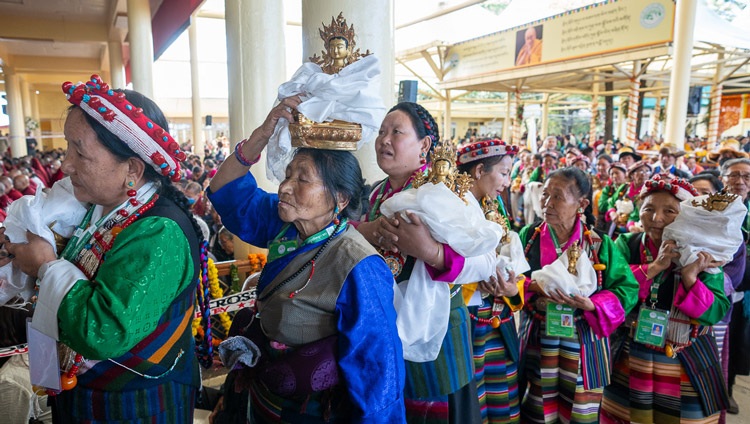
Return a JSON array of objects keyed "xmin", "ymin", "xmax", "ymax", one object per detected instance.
[{"xmin": 727, "ymin": 375, "xmax": 750, "ymax": 424}]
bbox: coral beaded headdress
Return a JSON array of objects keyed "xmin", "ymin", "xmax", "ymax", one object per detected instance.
[
  {"xmin": 456, "ymin": 139, "xmax": 518, "ymax": 166},
  {"xmin": 639, "ymin": 173, "xmax": 699, "ymax": 201},
  {"xmin": 62, "ymin": 75, "xmax": 186, "ymax": 182}
]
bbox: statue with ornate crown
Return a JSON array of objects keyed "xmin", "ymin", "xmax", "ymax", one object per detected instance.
[
  {"xmin": 266, "ymin": 12, "xmax": 385, "ymax": 182},
  {"xmin": 379, "ymin": 140, "xmax": 505, "ymax": 362}
]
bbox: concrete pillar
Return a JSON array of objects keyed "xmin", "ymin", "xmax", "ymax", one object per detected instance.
[
  {"xmin": 444, "ymin": 89, "xmax": 451, "ymax": 141},
  {"xmin": 664, "ymin": 0, "xmax": 698, "ymax": 148},
  {"xmin": 616, "ymin": 97, "xmax": 625, "ymax": 141},
  {"xmin": 301, "ymin": 0, "xmax": 394, "ymax": 184},
  {"xmin": 512, "ymin": 90, "xmax": 522, "ymax": 145},
  {"xmin": 4, "ymin": 67, "xmax": 27, "ymax": 157},
  {"xmin": 707, "ymin": 51, "xmax": 724, "ymax": 147},
  {"xmin": 108, "ymin": 40, "xmax": 126, "ymax": 89},
  {"xmin": 127, "ymin": 0, "xmax": 154, "ymax": 98},
  {"xmin": 188, "ymin": 16, "xmax": 204, "ymax": 158},
  {"xmin": 20, "ymin": 78, "xmax": 32, "ymax": 121},
  {"xmin": 31, "ymin": 89, "xmax": 41, "ymax": 141}
]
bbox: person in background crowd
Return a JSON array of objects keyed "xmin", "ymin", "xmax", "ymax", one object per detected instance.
[{"xmin": 722, "ymin": 158, "xmax": 750, "ymax": 415}]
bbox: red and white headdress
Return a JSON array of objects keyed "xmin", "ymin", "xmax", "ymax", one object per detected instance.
[
  {"xmin": 62, "ymin": 75, "xmax": 186, "ymax": 182},
  {"xmin": 639, "ymin": 173, "xmax": 699, "ymax": 201},
  {"xmin": 456, "ymin": 139, "xmax": 518, "ymax": 166}
]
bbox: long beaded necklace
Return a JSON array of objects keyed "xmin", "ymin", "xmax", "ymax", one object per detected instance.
[
  {"xmin": 256, "ymin": 219, "xmax": 346, "ymax": 305},
  {"xmin": 46, "ymin": 192, "xmax": 161, "ymax": 396},
  {"xmin": 522, "ymin": 222, "xmax": 605, "ymax": 320},
  {"xmin": 368, "ymin": 168, "xmax": 425, "ymax": 276},
  {"xmin": 639, "ymin": 234, "xmax": 698, "ymax": 357}
]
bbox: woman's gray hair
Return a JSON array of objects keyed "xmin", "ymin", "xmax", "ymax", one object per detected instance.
[{"xmin": 721, "ymin": 158, "xmax": 750, "ymax": 175}]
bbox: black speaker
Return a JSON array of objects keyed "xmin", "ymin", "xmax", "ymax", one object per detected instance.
[
  {"xmin": 205, "ymin": 115, "xmax": 213, "ymax": 127},
  {"xmin": 398, "ymin": 80, "xmax": 418, "ymax": 103},
  {"xmin": 687, "ymin": 86, "xmax": 703, "ymax": 116}
]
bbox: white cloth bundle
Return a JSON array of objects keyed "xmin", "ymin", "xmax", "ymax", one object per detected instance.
[
  {"xmin": 496, "ymin": 231, "xmax": 531, "ymax": 279},
  {"xmin": 0, "ymin": 178, "xmax": 87, "ymax": 306},
  {"xmin": 266, "ymin": 55, "xmax": 386, "ymax": 182},
  {"xmin": 381, "ymin": 184, "xmax": 500, "ymax": 362},
  {"xmin": 662, "ymin": 194, "xmax": 745, "ymax": 273},
  {"xmin": 523, "ymin": 181, "xmax": 544, "ymax": 224},
  {"xmin": 530, "ymin": 246, "xmax": 598, "ymax": 297},
  {"xmin": 615, "ymin": 198, "xmax": 634, "ymax": 215}
]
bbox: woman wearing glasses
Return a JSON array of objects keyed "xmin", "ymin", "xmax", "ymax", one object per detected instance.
[{"xmin": 723, "ymin": 158, "xmax": 750, "ymax": 415}]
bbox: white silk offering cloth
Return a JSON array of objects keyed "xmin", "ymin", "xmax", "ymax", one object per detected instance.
[
  {"xmin": 531, "ymin": 246, "xmax": 598, "ymax": 297},
  {"xmin": 0, "ymin": 178, "xmax": 87, "ymax": 306},
  {"xmin": 380, "ymin": 183, "xmax": 502, "ymax": 362},
  {"xmin": 662, "ymin": 194, "xmax": 745, "ymax": 273},
  {"xmin": 266, "ymin": 55, "xmax": 386, "ymax": 182}
]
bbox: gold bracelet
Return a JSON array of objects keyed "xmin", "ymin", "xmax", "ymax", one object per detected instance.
[{"xmin": 428, "ymin": 243, "xmax": 443, "ymax": 268}]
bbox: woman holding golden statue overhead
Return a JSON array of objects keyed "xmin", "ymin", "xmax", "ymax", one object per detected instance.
[
  {"xmin": 208, "ymin": 13, "xmax": 405, "ymax": 423},
  {"xmin": 517, "ymin": 167, "xmax": 638, "ymax": 423},
  {"xmin": 357, "ymin": 102, "xmax": 504, "ymax": 423}
]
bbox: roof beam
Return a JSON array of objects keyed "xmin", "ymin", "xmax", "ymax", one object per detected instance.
[
  {"xmin": 0, "ymin": 15, "xmax": 108, "ymax": 43},
  {"xmin": 10, "ymin": 55, "xmax": 102, "ymax": 74}
]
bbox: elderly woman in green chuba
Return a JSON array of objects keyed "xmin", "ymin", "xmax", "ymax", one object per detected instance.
[
  {"xmin": 6, "ymin": 75, "xmax": 207, "ymax": 423},
  {"xmin": 517, "ymin": 167, "xmax": 638, "ymax": 424}
]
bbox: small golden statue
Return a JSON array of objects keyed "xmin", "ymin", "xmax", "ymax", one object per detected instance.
[
  {"xmin": 482, "ymin": 195, "xmax": 511, "ymax": 244},
  {"xmin": 567, "ymin": 243, "xmax": 581, "ymax": 276},
  {"xmin": 309, "ymin": 12, "xmax": 372, "ymax": 75},
  {"xmin": 289, "ymin": 12, "xmax": 371, "ymax": 150},
  {"xmin": 691, "ymin": 190, "xmax": 738, "ymax": 212},
  {"xmin": 413, "ymin": 140, "xmax": 473, "ymax": 203}
]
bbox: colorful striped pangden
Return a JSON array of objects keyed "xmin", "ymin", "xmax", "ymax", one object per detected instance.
[{"xmin": 520, "ymin": 315, "xmax": 603, "ymax": 424}]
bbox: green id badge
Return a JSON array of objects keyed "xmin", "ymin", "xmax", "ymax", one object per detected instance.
[
  {"xmin": 267, "ymin": 239, "xmax": 298, "ymax": 262},
  {"xmin": 545, "ymin": 302, "xmax": 576, "ymax": 338},
  {"xmin": 634, "ymin": 306, "xmax": 669, "ymax": 347}
]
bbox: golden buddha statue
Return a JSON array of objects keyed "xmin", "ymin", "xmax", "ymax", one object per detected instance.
[
  {"xmin": 289, "ymin": 12, "xmax": 372, "ymax": 150},
  {"xmin": 413, "ymin": 140, "xmax": 473, "ymax": 204}
]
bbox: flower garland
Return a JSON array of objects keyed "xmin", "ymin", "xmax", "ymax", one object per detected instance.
[
  {"xmin": 248, "ymin": 253, "xmax": 267, "ymax": 272},
  {"xmin": 192, "ymin": 259, "xmax": 229, "ymax": 346},
  {"xmin": 192, "ymin": 254, "xmax": 268, "ymax": 344}
]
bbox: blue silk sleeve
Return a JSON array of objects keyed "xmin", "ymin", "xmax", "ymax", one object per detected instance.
[
  {"xmin": 336, "ymin": 255, "xmax": 406, "ymax": 423},
  {"xmin": 206, "ymin": 171, "xmax": 283, "ymax": 248}
]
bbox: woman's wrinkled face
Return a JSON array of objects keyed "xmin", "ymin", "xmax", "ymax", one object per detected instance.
[
  {"xmin": 541, "ymin": 176, "xmax": 588, "ymax": 228},
  {"xmin": 474, "ymin": 155, "xmax": 513, "ymax": 199},
  {"xmin": 277, "ymin": 154, "xmax": 333, "ymax": 231},
  {"xmin": 723, "ymin": 162, "xmax": 750, "ymax": 201},
  {"xmin": 640, "ymin": 191, "xmax": 680, "ymax": 242},
  {"xmin": 62, "ymin": 108, "xmax": 131, "ymax": 212},
  {"xmin": 375, "ymin": 110, "xmax": 429, "ymax": 179},
  {"xmin": 543, "ymin": 155, "xmax": 556, "ymax": 169},
  {"xmin": 630, "ymin": 166, "xmax": 650, "ymax": 186}
]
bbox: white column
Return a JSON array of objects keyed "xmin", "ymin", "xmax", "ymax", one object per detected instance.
[
  {"xmin": 4, "ymin": 67, "xmax": 28, "ymax": 157},
  {"xmin": 188, "ymin": 16, "xmax": 204, "ymax": 159},
  {"xmin": 20, "ymin": 78, "xmax": 32, "ymax": 122},
  {"xmin": 127, "ymin": 0, "xmax": 154, "ymax": 97},
  {"xmin": 225, "ymin": 0, "xmax": 244, "ymax": 148},
  {"xmin": 663, "ymin": 0, "xmax": 698, "ymax": 149},
  {"xmin": 31, "ymin": 89, "xmax": 41, "ymax": 141},
  {"xmin": 225, "ymin": 0, "xmax": 285, "ymax": 192},
  {"xmin": 301, "ymin": 0, "xmax": 393, "ymax": 183},
  {"xmin": 444, "ymin": 90, "xmax": 451, "ymax": 141},
  {"xmin": 108, "ymin": 40, "xmax": 126, "ymax": 89}
]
